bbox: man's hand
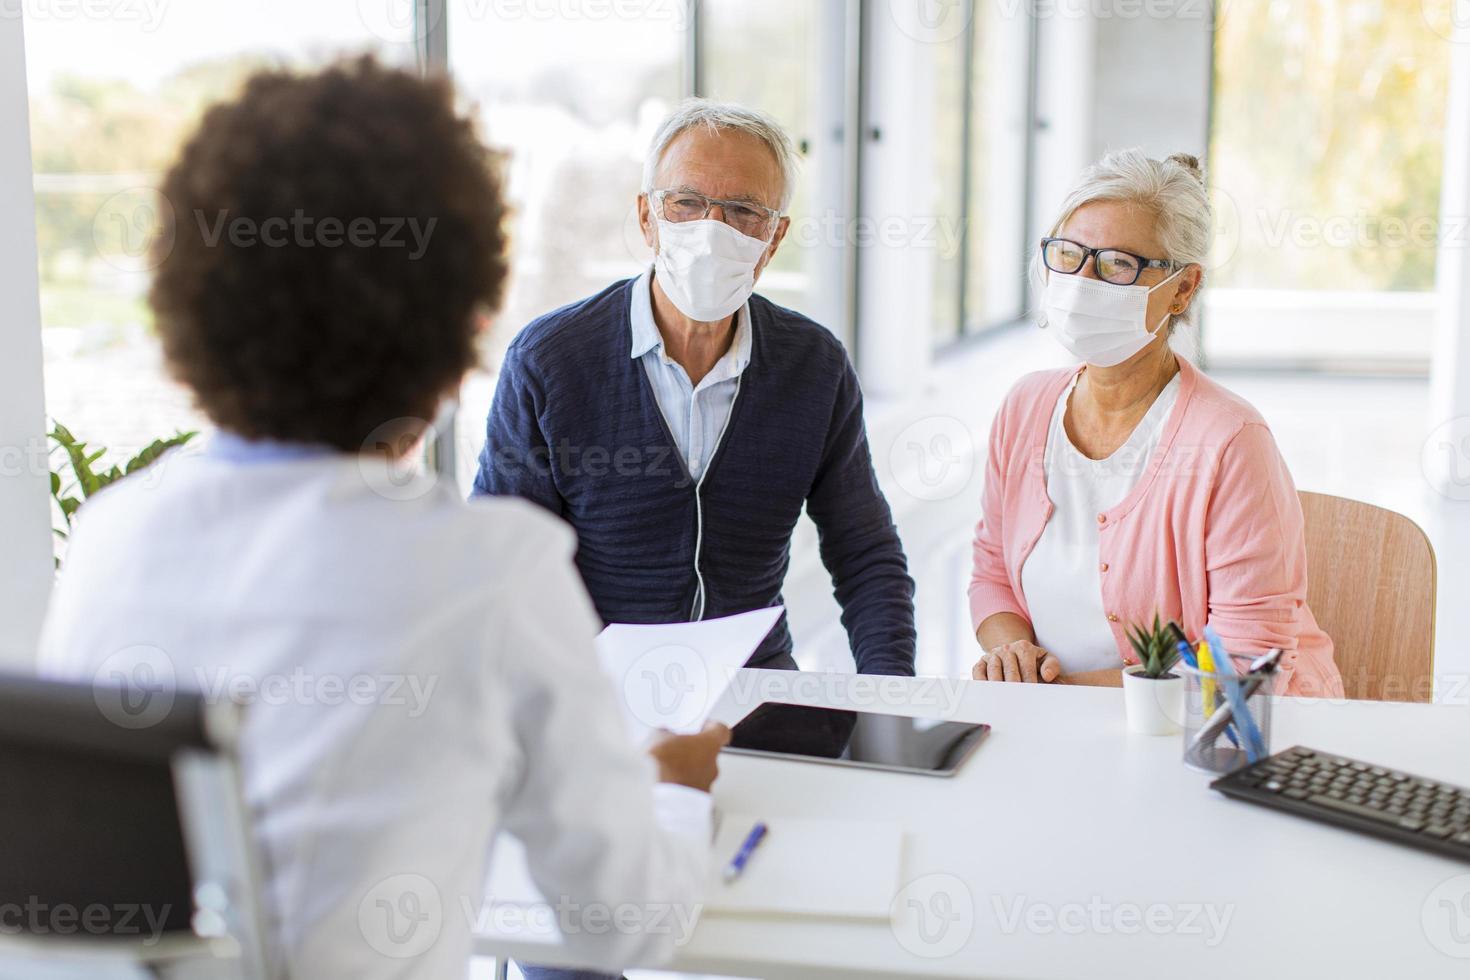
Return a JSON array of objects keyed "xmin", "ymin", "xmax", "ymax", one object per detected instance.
[
  {"xmin": 647, "ymin": 723, "xmax": 731, "ymax": 792},
  {"xmin": 971, "ymin": 640, "xmax": 1061, "ymax": 684}
]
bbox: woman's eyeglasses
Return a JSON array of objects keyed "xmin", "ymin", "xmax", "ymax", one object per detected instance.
[{"xmin": 1040, "ymin": 237, "xmax": 1176, "ymax": 286}]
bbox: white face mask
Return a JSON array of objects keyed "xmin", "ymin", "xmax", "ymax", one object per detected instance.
[
  {"xmin": 1040, "ymin": 267, "xmax": 1185, "ymax": 367},
  {"xmin": 654, "ymin": 217, "xmax": 770, "ymax": 323}
]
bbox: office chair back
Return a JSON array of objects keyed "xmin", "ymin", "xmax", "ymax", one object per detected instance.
[
  {"xmin": 1298, "ymin": 491, "xmax": 1437, "ymax": 702},
  {"xmin": 0, "ymin": 672, "xmax": 271, "ymax": 979}
]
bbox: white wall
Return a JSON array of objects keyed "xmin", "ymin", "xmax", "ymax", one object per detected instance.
[
  {"xmin": 854, "ymin": 0, "xmax": 935, "ymax": 399},
  {"xmin": 1031, "ymin": 1, "xmax": 1213, "ymax": 226},
  {"xmin": 1086, "ymin": 3, "xmax": 1213, "ymax": 161},
  {"xmin": 0, "ymin": 14, "xmax": 54, "ymax": 670}
]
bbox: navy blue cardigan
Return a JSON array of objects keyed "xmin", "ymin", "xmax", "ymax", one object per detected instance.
[{"xmin": 471, "ymin": 278, "xmax": 916, "ymax": 675}]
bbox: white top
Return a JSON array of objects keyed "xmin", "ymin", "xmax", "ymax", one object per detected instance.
[
  {"xmin": 39, "ymin": 440, "xmax": 711, "ymax": 979},
  {"xmin": 630, "ymin": 266, "xmax": 751, "ymax": 480},
  {"xmin": 1020, "ymin": 373, "xmax": 1181, "ymax": 672}
]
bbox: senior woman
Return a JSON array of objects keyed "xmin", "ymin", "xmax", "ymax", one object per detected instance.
[{"xmin": 968, "ymin": 148, "xmax": 1343, "ymax": 698}]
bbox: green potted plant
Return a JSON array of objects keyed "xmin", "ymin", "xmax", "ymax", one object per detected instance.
[
  {"xmin": 49, "ymin": 422, "xmax": 198, "ymax": 566},
  {"xmin": 1121, "ymin": 614, "xmax": 1184, "ymax": 735}
]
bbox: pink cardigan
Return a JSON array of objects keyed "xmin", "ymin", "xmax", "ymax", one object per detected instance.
[{"xmin": 968, "ymin": 356, "xmax": 1343, "ymax": 698}]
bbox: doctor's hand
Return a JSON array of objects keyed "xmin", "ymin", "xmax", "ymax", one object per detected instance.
[
  {"xmin": 647, "ymin": 722, "xmax": 731, "ymax": 793},
  {"xmin": 971, "ymin": 641, "xmax": 1061, "ymax": 684}
]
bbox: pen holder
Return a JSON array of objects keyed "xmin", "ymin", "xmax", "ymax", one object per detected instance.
[{"xmin": 1180, "ymin": 663, "xmax": 1274, "ymax": 775}]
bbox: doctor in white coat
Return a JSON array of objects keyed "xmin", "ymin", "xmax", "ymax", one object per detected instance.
[{"xmin": 39, "ymin": 56, "xmax": 726, "ymax": 980}]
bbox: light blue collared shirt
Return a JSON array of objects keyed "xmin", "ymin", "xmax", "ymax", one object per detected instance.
[
  {"xmin": 630, "ymin": 267, "xmax": 752, "ymax": 481},
  {"xmin": 208, "ymin": 431, "xmax": 334, "ymax": 464}
]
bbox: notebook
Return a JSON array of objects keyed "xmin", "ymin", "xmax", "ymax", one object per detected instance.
[{"xmin": 705, "ymin": 813, "xmax": 905, "ymax": 920}]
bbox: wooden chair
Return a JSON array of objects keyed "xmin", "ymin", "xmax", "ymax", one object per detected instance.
[{"xmin": 1298, "ymin": 491, "xmax": 1437, "ymax": 703}]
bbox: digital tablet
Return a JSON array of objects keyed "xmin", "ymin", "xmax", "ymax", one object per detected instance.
[{"xmin": 722, "ymin": 702, "xmax": 989, "ymax": 777}]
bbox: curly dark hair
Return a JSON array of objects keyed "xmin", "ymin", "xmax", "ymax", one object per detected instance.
[{"xmin": 150, "ymin": 56, "xmax": 508, "ymax": 451}]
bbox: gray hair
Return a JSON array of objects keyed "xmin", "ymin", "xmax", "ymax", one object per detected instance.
[
  {"xmin": 642, "ymin": 98, "xmax": 800, "ymax": 212},
  {"xmin": 1038, "ymin": 148, "xmax": 1212, "ymax": 332}
]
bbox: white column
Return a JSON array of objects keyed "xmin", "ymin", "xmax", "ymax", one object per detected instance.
[
  {"xmin": 1428, "ymin": 20, "xmax": 1470, "ymax": 484},
  {"xmin": 0, "ymin": 12, "xmax": 54, "ymax": 669},
  {"xmin": 856, "ymin": 0, "xmax": 941, "ymax": 399},
  {"xmin": 1424, "ymin": 17, "xmax": 1470, "ymax": 697},
  {"xmin": 1029, "ymin": 6, "xmax": 1097, "ymax": 250},
  {"xmin": 1084, "ymin": 3, "xmax": 1213, "ymax": 161},
  {"xmin": 1029, "ymin": 1, "xmax": 1213, "ymax": 346}
]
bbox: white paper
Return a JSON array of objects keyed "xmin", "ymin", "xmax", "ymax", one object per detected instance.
[
  {"xmin": 706, "ymin": 813, "xmax": 905, "ymax": 919},
  {"xmin": 595, "ymin": 607, "xmax": 782, "ymax": 741}
]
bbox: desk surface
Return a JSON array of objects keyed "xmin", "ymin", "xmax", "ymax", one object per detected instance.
[{"xmin": 477, "ymin": 670, "xmax": 1470, "ymax": 979}]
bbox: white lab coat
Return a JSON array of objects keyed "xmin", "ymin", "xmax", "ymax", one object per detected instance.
[{"xmin": 39, "ymin": 446, "xmax": 711, "ymax": 979}]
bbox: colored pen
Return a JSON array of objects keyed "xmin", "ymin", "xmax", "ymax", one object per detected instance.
[
  {"xmin": 1197, "ymin": 639, "xmax": 1216, "ymax": 718},
  {"xmin": 723, "ymin": 822, "xmax": 769, "ymax": 883},
  {"xmin": 1166, "ymin": 622, "xmax": 1197, "ymax": 669}
]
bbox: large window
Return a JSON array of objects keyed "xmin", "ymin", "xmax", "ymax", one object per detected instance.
[
  {"xmin": 929, "ymin": 0, "xmax": 1034, "ymax": 346},
  {"xmin": 702, "ymin": 0, "xmax": 830, "ymax": 323},
  {"xmin": 26, "ymin": 1, "xmax": 1038, "ymax": 496},
  {"xmin": 963, "ymin": 0, "xmax": 1032, "ymax": 335},
  {"xmin": 27, "ymin": 0, "xmax": 414, "ymax": 459},
  {"xmin": 446, "ymin": 1, "xmax": 684, "ymax": 488},
  {"xmin": 927, "ymin": 15, "xmax": 970, "ymax": 343},
  {"xmin": 1206, "ymin": 0, "xmax": 1454, "ymax": 370}
]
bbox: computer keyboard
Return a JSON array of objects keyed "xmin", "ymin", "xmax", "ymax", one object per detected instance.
[{"xmin": 1211, "ymin": 746, "xmax": 1470, "ymax": 862}]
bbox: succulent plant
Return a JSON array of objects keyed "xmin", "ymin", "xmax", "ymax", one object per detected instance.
[{"xmin": 1126, "ymin": 613, "xmax": 1182, "ymax": 679}]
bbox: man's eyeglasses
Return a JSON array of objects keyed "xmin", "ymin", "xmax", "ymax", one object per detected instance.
[
  {"xmin": 651, "ymin": 188, "xmax": 781, "ymax": 240},
  {"xmin": 1040, "ymin": 237, "xmax": 1176, "ymax": 286}
]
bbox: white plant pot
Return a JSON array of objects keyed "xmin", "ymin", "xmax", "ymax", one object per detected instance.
[{"xmin": 1122, "ymin": 666, "xmax": 1184, "ymax": 735}]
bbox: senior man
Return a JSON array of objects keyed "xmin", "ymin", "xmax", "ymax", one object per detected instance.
[{"xmin": 474, "ymin": 99, "xmax": 915, "ymax": 688}]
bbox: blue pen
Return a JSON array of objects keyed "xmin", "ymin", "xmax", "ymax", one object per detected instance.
[
  {"xmin": 1205, "ymin": 628, "xmax": 1266, "ymax": 762},
  {"xmin": 1166, "ymin": 622, "xmax": 1198, "ymax": 670},
  {"xmin": 1203, "ymin": 627, "xmax": 1244, "ymax": 750},
  {"xmin": 723, "ymin": 822, "xmax": 769, "ymax": 883},
  {"xmin": 1171, "ymin": 624, "xmax": 1239, "ymax": 746}
]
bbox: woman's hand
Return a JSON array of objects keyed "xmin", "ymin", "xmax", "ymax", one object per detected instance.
[{"xmin": 971, "ymin": 640, "xmax": 1062, "ymax": 683}]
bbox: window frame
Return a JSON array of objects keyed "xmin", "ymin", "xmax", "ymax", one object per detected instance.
[{"xmin": 936, "ymin": 0, "xmax": 1041, "ymax": 355}]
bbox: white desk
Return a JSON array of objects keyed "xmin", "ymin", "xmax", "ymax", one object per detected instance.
[{"xmin": 476, "ymin": 669, "xmax": 1470, "ymax": 979}]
